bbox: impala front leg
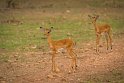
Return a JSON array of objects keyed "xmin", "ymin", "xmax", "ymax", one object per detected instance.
[
  {"xmin": 52, "ymin": 52, "xmax": 56, "ymax": 72},
  {"xmin": 51, "ymin": 51, "xmax": 60, "ymax": 73},
  {"xmin": 96, "ymin": 34, "xmax": 101, "ymax": 53},
  {"xmin": 105, "ymin": 33, "xmax": 109, "ymax": 50}
]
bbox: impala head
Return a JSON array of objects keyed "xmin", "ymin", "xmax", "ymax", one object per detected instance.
[
  {"xmin": 88, "ymin": 15, "xmax": 99, "ymax": 23},
  {"xmin": 40, "ymin": 27, "xmax": 53, "ymax": 36}
]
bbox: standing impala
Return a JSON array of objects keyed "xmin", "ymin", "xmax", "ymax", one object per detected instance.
[
  {"xmin": 40, "ymin": 27, "xmax": 77, "ymax": 73},
  {"xmin": 88, "ymin": 15, "xmax": 112, "ymax": 53}
]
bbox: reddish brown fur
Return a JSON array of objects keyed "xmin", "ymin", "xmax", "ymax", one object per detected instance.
[
  {"xmin": 88, "ymin": 15, "xmax": 112, "ymax": 53},
  {"xmin": 40, "ymin": 27, "xmax": 77, "ymax": 73}
]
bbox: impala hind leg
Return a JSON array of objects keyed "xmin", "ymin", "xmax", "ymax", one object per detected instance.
[
  {"xmin": 67, "ymin": 48, "xmax": 77, "ymax": 73},
  {"xmin": 108, "ymin": 32, "xmax": 112, "ymax": 50},
  {"xmin": 72, "ymin": 50, "xmax": 77, "ymax": 68}
]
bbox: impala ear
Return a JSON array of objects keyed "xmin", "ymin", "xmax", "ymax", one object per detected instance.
[
  {"xmin": 49, "ymin": 27, "xmax": 53, "ymax": 32},
  {"xmin": 51, "ymin": 27, "xmax": 53, "ymax": 29},
  {"xmin": 94, "ymin": 14, "xmax": 99, "ymax": 18},
  {"xmin": 97, "ymin": 15, "xmax": 99, "ymax": 18},
  {"xmin": 40, "ymin": 27, "xmax": 45, "ymax": 32},
  {"xmin": 40, "ymin": 27, "xmax": 43, "ymax": 29},
  {"xmin": 88, "ymin": 15, "xmax": 92, "ymax": 18}
]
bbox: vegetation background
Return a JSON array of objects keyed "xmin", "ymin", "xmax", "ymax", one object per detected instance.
[{"xmin": 0, "ymin": 0, "xmax": 124, "ymax": 83}]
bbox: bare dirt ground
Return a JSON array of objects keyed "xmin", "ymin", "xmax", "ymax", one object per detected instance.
[
  {"xmin": 0, "ymin": 0, "xmax": 124, "ymax": 82},
  {"xmin": 0, "ymin": 35, "xmax": 124, "ymax": 83}
]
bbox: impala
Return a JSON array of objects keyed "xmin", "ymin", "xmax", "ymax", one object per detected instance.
[
  {"xmin": 40, "ymin": 27, "xmax": 77, "ymax": 73},
  {"xmin": 88, "ymin": 15, "xmax": 112, "ymax": 53}
]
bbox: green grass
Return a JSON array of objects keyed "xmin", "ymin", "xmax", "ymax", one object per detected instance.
[
  {"xmin": 109, "ymin": 19, "xmax": 124, "ymax": 34},
  {"xmin": 0, "ymin": 23, "xmax": 42, "ymax": 51},
  {"xmin": 0, "ymin": 14, "xmax": 124, "ymax": 51},
  {"xmin": 0, "ymin": 1, "xmax": 124, "ymax": 51}
]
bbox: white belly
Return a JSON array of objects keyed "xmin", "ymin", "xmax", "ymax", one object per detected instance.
[{"xmin": 57, "ymin": 48, "xmax": 67, "ymax": 53}]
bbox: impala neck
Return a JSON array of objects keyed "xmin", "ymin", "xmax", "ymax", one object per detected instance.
[
  {"xmin": 92, "ymin": 21, "xmax": 98, "ymax": 31},
  {"xmin": 47, "ymin": 34, "xmax": 53, "ymax": 48}
]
